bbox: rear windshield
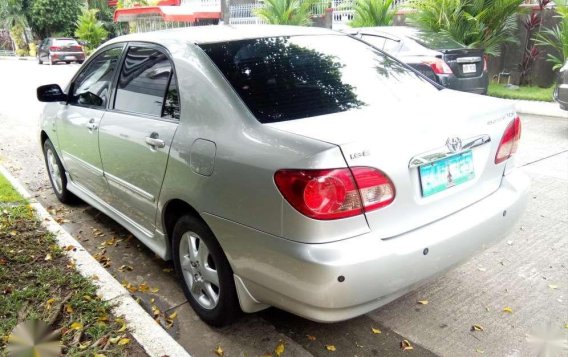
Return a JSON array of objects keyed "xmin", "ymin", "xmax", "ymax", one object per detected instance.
[
  {"xmin": 199, "ymin": 35, "xmax": 438, "ymax": 123},
  {"xmin": 54, "ymin": 39, "xmax": 79, "ymax": 46},
  {"xmin": 407, "ymin": 31, "xmax": 465, "ymax": 50}
]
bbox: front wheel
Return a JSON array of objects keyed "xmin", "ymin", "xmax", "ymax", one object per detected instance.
[
  {"xmin": 42, "ymin": 139, "xmax": 77, "ymax": 203},
  {"xmin": 172, "ymin": 215, "xmax": 240, "ymax": 327}
]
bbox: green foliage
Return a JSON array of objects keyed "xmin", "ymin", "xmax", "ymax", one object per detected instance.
[
  {"xmin": 28, "ymin": 42, "xmax": 37, "ymax": 56},
  {"xmin": 488, "ymin": 82, "xmax": 554, "ymax": 101},
  {"xmin": 536, "ymin": 6, "xmax": 568, "ymax": 71},
  {"xmin": 75, "ymin": 9, "xmax": 109, "ymax": 51},
  {"xmin": 350, "ymin": 0, "xmax": 395, "ymax": 27},
  {"xmin": 409, "ymin": 0, "xmax": 524, "ymax": 56},
  {"xmin": 87, "ymin": 0, "xmax": 118, "ymax": 37},
  {"xmin": 10, "ymin": 24, "xmax": 29, "ymax": 53},
  {"xmin": 28, "ymin": 0, "xmax": 83, "ymax": 38},
  {"xmin": 1, "ymin": 0, "xmax": 29, "ymax": 30},
  {"xmin": 254, "ymin": 0, "xmax": 316, "ymax": 25}
]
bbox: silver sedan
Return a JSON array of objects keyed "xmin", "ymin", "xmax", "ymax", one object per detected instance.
[{"xmin": 37, "ymin": 25, "xmax": 529, "ymax": 327}]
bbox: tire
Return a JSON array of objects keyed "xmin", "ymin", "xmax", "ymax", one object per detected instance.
[
  {"xmin": 172, "ymin": 215, "xmax": 240, "ymax": 327},
  {"xmin": 78, "ymin": 60, "xmax": 84, "ymax": 64},
  {"xmin": 38, "ymin": 56, "xmax": 43, "ymax": 65},
  {"xmin": 42, "ymin": 139, "xmax": 78, "ymax": 204},
  {"xmin": 48, "ymin": 55, "xmax": 54, "ymax": 65}
]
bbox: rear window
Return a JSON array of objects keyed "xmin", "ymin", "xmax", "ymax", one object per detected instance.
[
  {"xmin": 200, "ymin": 35, "xmax": 437, "ymax": 123},
  {"xmin": 407, "ymin": 31, "xmax": 465, "ymax": 50},
  {"xmin": 54, "ymin": 39, "xmax": 79, "ymax": 46}
]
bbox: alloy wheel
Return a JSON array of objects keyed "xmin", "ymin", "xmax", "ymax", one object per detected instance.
[
  {"xmin": 46, "ymin": 148, "xmax": 63, "ymax": 194},
  {"xmin": 178, "ymin": 231, "xmax": 220, "ymax": 310}
]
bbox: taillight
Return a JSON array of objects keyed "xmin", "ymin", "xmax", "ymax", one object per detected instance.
[
  {"xmin": 49, "ymin": 46, "xmax": 61, "ymax": 52},
  {"xmin": 71, "ymin": 45, "xmax": 82, "ymax": 51},
  {"xmin": 483, "ymin": 55, "xmax": 488, "ymax": 72},
  {"xmin": 423, "ymin": 58, "xmax": 453, "ymax": 75},
  {"xmin": 495, "ymin": 116, "xmax": 522, "ymax": 164},
  {"xmin": 274, "ymin": 167, "xmax": 395, "ymax": 220}
]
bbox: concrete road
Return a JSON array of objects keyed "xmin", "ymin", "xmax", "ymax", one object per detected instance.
[{"xmin": 0, "ymin": 59, "xmax": 566, "ymax": 357}]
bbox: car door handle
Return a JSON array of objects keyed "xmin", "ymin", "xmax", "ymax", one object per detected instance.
[
  {"xmin": 145, "ymin": 136, "xmax": 165, "ymax": 149},
  {"xmin": 87, "ymin": 118, "xmax": 98, "ymax": 131}
]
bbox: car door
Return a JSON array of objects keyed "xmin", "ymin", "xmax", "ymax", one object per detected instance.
[
  {"xmin": 98, "ymin": 44, "xmax": 180, "ymax": 234},
  {"xmin": 56, "ymin": 45, "xmax": 125, "ymax": 199}
]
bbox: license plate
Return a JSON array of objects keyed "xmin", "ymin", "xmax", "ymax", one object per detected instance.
[
  {"xmin": 419, "ymin": 151, "xmax": 475, "ymax": 197},
  {"xmin": 462, "ymin": 63, "xmax": 476, "ymax": 73},
  {"xmin": 65, "ymin": 56, "xmax": 76, "ymax": 60}
]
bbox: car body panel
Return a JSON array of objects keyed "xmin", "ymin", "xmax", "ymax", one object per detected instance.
[
  {"xmin": 554, "ymin": 59, "xmax": 568, "ymax": 110},
  {"xmin": 39, "ymin": 25, "xmax": 529, "ymax": 323}
]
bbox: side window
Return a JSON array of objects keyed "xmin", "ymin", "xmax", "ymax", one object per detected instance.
[
  {"xmin": 70, "ymin": 46, "xmax": 123, "ymax": 108},
  {"xmin": 114, "ymin": 46, "xmax": 179, "ymax": 119}
]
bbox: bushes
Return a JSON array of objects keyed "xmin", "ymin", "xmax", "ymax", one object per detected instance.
[
  {"xmin": 350, "ymin": 0, "xmax": 395, "ymax": 27},
  {"xmin": 75, "ymin": 9, "xmax": 108, "ymax": 52},
  {"xmin": 255, "ymin": 0, "xmax": 317, "ymax": 25}
]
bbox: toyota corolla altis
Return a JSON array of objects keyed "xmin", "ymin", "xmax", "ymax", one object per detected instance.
[{"xmin": 37, "ymin": 25, "xmax": 529, "ymax": 326}]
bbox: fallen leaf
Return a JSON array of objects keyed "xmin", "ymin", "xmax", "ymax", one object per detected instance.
[
  {"xmin": 214, "ymin": 346, "xmax": 224, "ymax": 356},
  {"xmin": 401, "ymin": 339, "xmax": 414, "ymax": 351},
  {"xmin": 168, "ymin": 311, "xmax": 178, "ymax": 320},
  {"xmin": 94, "ymin": 354, "xmax": 106, "ymax": 357},
  {"xmin": 65, "ymin": 304, "xmax": 74, "ymax": 314},
  {"xmin": 503, "ymin": 307, "xmax": 513, "ymax": 313},
  {"xmin": 138, "ymin": 282, "xmax": 150, "ymax": 292},
  {"xmin": 118, "ymin": 322, "xmax": 127, "ymax": 333},
  {"xmin": 417, "ymin": 300, "xmax": 429, "ymax": 305},
  {"xmin": 162, "ymin": 268, "xmax": 173, "ymax": 273},
  {"xmin": 306, "ymin": 335, "xmax": 316, "ymax": 341},
  {"xmin": 471, "ymin": 324, "xmax": 484, "ymax": 332},
  {"xmin": 78, "ymin": 341, "xmax": 91, "ymax": 350},
  {"xmin": 151, "ymin": 287, "xmax": 160, "ymax": 293},
  {"xmin": 371, "ymin": 327, "xmax": 382, "ymax": 334},
  {"xmin": 64, "ymin": 245, "xmax": 76, "ymax": 251},
  {"xmin": 83, "ymin": 295, "xmax": 93, "ymax": 302},
  {"xmin": 70, "ymin": 322, "xmax": 83, "ymax": 330},
  {"xmin": 97, "ymin": 315, "xmax": 109, "ymax": 322},
  {"xmin": 44, "ymin": 253, "xmax": 52, "ymax": 261},
  {"xmin": 548, "ymin": 284, "xmax": 558, "ymax": 289},
  {"xmin": 9, "ymin": 230, "xmax": 17, "ymax": 236},
  {"xmin": 118, "ymin": 265, "xmax": 133, "ymax": 272},
  {"xmin": 274, "ymin": 340, "xmax": 285, "ymax": 356},
  {"xmin": 325, "ymin": 345, "xmax": 336, "ymax": 352},
  {"xmin": 109, "ymin": 336, "xmax": 120, "ymax": 344},
  {"xmin": 117, "ymin": 338, "xmax": 130, "ymax": 346},
  {"xmin": 45, "ymin": 298, "xmax": 57, "ymax": 310},
  {"xmin": 476, "ymin": 349, "xmax": 485, "ymax": 354}
]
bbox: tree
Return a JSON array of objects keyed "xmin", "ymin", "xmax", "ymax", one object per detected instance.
[
  {"xmin": 75, "ymin": 9, "xmax": 109, "ymax": 52},
  {"xmin": 536, "ymin": 6, "xmax": 568, "ymax": 70},
  {"xmin": 0, "ymin": 0, "xmax": 30, "ymax": 54},
  {"xmin": 254, "ymin": 0, "xmax": 316, "ymax": 25},
  {"xmin": 28, "ymin": 0, "xmax": 82, "ymax": 38},
  {"xmin": 409, "ymin": 0, "xmax": 524, "ymax": 56},
  {"xmin": 87, "ymin": 0, "xmax": 118, "ymax": 38},
  {"xmin": 350, "ymin": 0, "xmax": 395, "ymax": 28}
]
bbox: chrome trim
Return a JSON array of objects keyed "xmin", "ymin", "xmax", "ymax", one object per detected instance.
[
  {"xmin": 104, "ymin": 171, "xmax": 155, "ymax": 202},
  {"xmin": 408, "ymin": 135, "xmax": 491, "ymax": 168},
  {"xmin": 456, "ymin": 56, "xmax": 482, "ymax": 63}
]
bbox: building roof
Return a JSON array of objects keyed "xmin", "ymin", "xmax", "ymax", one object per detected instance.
[{"xmin": 114, "ymin": 5, "xmax": 221, "ymax": 22}]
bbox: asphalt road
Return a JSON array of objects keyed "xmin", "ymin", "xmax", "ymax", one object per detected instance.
[{"xmin": 0, "ymin": 59, "xmax": 566, "ymax": 357}]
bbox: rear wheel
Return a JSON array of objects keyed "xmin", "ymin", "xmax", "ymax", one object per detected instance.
[
  {"xmin": 65, "ymin": 61, "xmax": 70, "ymax": 64},
  {"xmin": 38, "ymin": 55, "xmax": 43, "ymax": 65},
  {"xmin": 48, "ymin": 55, "xmax": 54, "ymax": 65},
  {"xmin": 172, "ymin": 215, "xmax": 240, "ymax": 327},
  {"xmin": 42, "ymin": 139, "xmax": 77, "ymax": 203}
]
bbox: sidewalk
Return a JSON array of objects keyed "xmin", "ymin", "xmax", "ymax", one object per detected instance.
[
  {"xmin": 507, "ymin": 98, "xmax": 568, "ymax": 119},
  {"xmin": 0, "ymin": 56, "xmax": 36, "ymax": 61}
]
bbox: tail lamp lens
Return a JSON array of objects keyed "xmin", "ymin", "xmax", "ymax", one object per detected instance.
[
  {"xmin": 49, "ymin": 46, "xmax": 61, "ymax": 52},
  {"xmin": 495, "ymin": 116, "xmax": 522, "ymax": 164},
  {"xmin": 274, "ymin": 167, "xmax": 395, "ymax": 220},
  {"xmin": 423, "ymin": 58, "xmax": 453, "ymax": 75}
]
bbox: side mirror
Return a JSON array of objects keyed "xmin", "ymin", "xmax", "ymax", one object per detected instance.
[{"xmin": 37, "ymin": 84, "xmax": 67, "ymax": 102}]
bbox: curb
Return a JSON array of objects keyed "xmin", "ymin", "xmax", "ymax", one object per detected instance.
[
  {"xmin": 0, "ymin": 165, "xmax": 191, "ymax": 357},
  {"xmin": 0, "ymin": 56, "xmax": 36, "ymax": 61},
  {"xmin": 506, "ymin": 99, "xmax": 568, "ymax": 119}
]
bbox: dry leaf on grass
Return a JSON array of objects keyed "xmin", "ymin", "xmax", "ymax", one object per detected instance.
[
  {"xmin": 503, "ymin": 307, "xmax": 513, "ymax": 313},
  {"xmin": 371, "ymin": 327, "xmax": 381, "ymax": 334},
  {"xmin": 117, "ymin": 338, "xmax": 130, "ymax": 346},
  {"xmin": 70, "ymin": 322, "xmax": 83, "ymax": 330},
  {"xmin": 417, "ymin": 300, "xmax": 429, "ymax": 305},
  {"xmin": 306, "ymin": 335, "xmax": 316, "ymax": 341}
]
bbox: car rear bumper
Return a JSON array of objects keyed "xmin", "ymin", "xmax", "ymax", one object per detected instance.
[
  {"xmin": 439, "ymin": 72, "xmax": 489, "ymax": 95},
  {"xmin": 554, "ymin": 84, "xmax": 568, "ymax": 110},
  {"xmin": 204, "ymin": 168, "xmax": 529, "ymax": 322},
  {"xmin": 50, "ymin": 51, "xmax": 85, "ymax": 61}
]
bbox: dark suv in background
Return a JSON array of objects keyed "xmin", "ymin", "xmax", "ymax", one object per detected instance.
[
  {"xmin": 38, "ymin": 37, "xmax": 85, "ymax": 65},
  {"xmin": 554, "ymin": 59, "xmax": 568, "ymax": 110},
  {"xmin": 344, "ymin": 26, "xmax": 489, "ymax": 95}
]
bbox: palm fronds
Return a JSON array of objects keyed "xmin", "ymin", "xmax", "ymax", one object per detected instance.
[
  {"xmin": 350, "ymin": 0, "xmax": 395, "ymax": 28},
  {"xmin": 254, "ymin": 0, "xmax": 317, "ymax": 25}
]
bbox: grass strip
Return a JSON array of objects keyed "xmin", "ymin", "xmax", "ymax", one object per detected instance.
[
  {"xmin": 488, "ymin": 83, "xmax": 555, "ymax": 102},
  {"xmin": 0, "ymin": 173, "xmax": 135, "ymax": 356}
]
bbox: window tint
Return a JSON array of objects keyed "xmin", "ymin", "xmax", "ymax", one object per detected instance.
[
  {"xmin": 54, "ymin": 39, "xmax": 79, "ymax": 46},
  {"xmin": 200, "ymin": 35, "xmax": 437, "ymax": 123},
  {"xmin": 70, "ymin": 47, "xmax": 123, "ymax": 108},
  {"xmin": 114, "ymin": 46, "xmax": 176, "ymax": 118}
]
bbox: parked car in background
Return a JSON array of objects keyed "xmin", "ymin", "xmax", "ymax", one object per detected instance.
[
  {"xmin": 344, "ymin": 26, "xmax": 489, "ymax": 94},
  {"xmin": 37, "ymin": 25, "xmax": 528, "ymax": 327},
  {"xmin": 554, "ymin": 59, "xmax": 568, "ymax": 110},
  {"xmin": 38, "ymin": 38, "xmax": 85, "ymax": 65}
]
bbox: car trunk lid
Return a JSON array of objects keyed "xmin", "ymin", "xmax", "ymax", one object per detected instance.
[
  {"xmin": 442, "ymin": 48, "xmax": 485, "ymax": 78},
  {"xmin": 267, "ymin": 90, "xmax": 517, "ymax": 239}
]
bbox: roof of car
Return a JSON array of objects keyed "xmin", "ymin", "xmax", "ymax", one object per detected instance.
[{"xmin": 105, "ymin": 25, "xmax": 342, "ymax": 46}]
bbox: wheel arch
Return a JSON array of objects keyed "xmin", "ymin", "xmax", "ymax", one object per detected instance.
[{"xmin": 162, "ymin": 198, "xmax": 205, "ymax": 258}]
